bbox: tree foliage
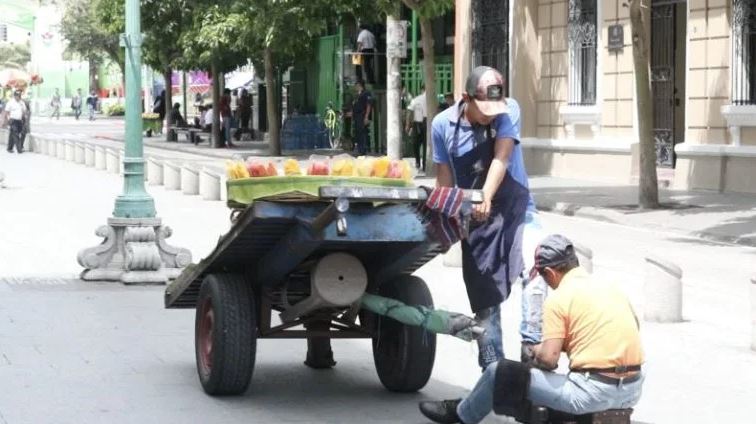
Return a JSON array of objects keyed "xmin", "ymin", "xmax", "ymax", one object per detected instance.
[
  {"xmin": 0, "ymin": 42, "xmax": 31, "ymax": 69},
  {"xmin": 60, "ymin": 0, "xmax": 123, "ymax": 72}
]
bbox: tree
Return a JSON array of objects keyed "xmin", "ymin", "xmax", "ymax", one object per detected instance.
[
  {"xmin": 395, "ymin": 0, "xmax": 453, "ymax": 176},
  {"xmin": 142, "ymin": 0, "xmax": 194, "ymax": 140},
  {"xmin": 179, "ymin": 3, "xmax": 249, "ymax": 147},
  {"xmin": 60, "ymin": 0, "xmax": 125, "ymax": 90},
  {"xmin": 628, "ymin": 0, "xmax": 659, "ymax": 208},
  {"xmin": 0, "ymin": 42, "xmax": 31, "ymax": 69}
]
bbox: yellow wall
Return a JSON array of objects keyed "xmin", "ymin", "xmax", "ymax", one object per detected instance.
[
  {"xmin": 688, "ymin": 0, "xmax": 731, "ymax": 144},
  {"xmin": 536, "ymin": 0, "xmax": 568, "ymax": 139}
]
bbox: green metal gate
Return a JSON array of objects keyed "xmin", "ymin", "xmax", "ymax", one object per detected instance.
[{"xmin": 316, "ymin": 35, "xmax": 339, "ymax": 117}]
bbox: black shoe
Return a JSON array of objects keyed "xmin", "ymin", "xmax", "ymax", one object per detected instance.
[{"xmin": 418, "ymin": 399, "xmax": 463, "ymax": 424}]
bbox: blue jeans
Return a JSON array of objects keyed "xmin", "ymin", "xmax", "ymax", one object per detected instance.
[
  {"xmin": 475, "ymin": 305, "xmax": 503, "ymax": 371},
  {"xmin": 223, "ymin": 117, "xmax": 232, "ymax": 145},
  {"xmin": 457, "ymin": 363, "xmax": 645, "ymax": 424},
  {"xmin": 88, "ymin": 105, "xmax": 95, "ymax": 121}
]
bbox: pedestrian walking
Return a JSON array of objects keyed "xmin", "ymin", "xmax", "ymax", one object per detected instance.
[
  {"xmin": 5, "ymin": 90, "xmax": 27, "ymax": 153},
  {"xmin": 405, "ymin": 84, "xmax": 427, "ymax": 172},
  {"xmin": 239, "ymin": 88, "xmax": 252, "ymax": 131},
  {"xmin": 219, "ymin": 89, "xmax": 235, "ymax": 148},
  {"xmin": 430, "ymin": 66, "xmax": 531, "ymax": 371},
  {"xmin": 71, "ymin": 88, "xmax": 83, "ymax": 120},
  {"xmin": 50, "ymin": 88, "xmax": 61, "ymax": 120},
  {"xmin": 153, "ymin": 89, "xmax": 166, "ymax": 126},
  {"xmin": 86, "ymin": 90, "xmax": 98, "ymax": 121},
  {"xmin": 351, "ymin": 81, "xmax": 372, "ymax": 155}
]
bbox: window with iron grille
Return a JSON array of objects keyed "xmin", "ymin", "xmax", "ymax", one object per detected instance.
[
  {"xmin": 567, "ymin": 0, "xmax": 597, "ymax": 105},
  {"xmin": 733, "ymin": 0, "xmax": 756, "ymax": 105},
  {"xmin": 472, "ymin": 0, "xmax": 510, "ymax": 94}
]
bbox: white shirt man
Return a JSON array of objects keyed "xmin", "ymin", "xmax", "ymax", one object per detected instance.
[
  {"xmin": 5, "ymin": 97, "xmax": 26, "ymax": 121},
  {"xmin": 407, "ymin": 91, "xmax": 427, "ymax": 123},
  {"xmin": 204, "ymin": 108, "xmax": 214, "ymax": 127},
  {"xmin": 357, "ymin": 28, "xmax": 376, "ymax": 50}
]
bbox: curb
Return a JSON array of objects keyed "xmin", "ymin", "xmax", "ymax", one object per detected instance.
[{"xmin": 536, "ymin": 201, "xmax": 756, "ymax": 248}]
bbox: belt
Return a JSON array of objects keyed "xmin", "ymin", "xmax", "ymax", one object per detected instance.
[
  {"xmin": 585, "ymin": 371, "xmax": 641, "ymax": 386},
  {"xmin": 574, "ymin": 365, "xmax": 641, "ymax": 374}
]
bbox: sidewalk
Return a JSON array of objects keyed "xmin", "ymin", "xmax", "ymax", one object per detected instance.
[{"xmin": 529, "ymin": 176, "xmax": 756, "ymax": 247}]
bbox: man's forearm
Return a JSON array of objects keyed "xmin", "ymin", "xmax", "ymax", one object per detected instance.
[
  {"xmin": 481, "ymin": 158, "xmax": 507, "ymax": 201},
  {"xmin": 531, "ymin": 343, "xmax": 557, "ymax": 371}
]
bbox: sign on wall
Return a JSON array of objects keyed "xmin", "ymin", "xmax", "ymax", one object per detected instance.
[{"xmin": 608, "ymin": 24, "xmax": 624, "ymax": 52}]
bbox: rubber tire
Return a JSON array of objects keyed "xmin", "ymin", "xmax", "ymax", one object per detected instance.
[
  {"xmin": 195, "ymin": 273, "xmax": 256, "ymax": 396},
  {"xmin": 371, "ymin": 275, "xmax": 436, "ymax": 392}
]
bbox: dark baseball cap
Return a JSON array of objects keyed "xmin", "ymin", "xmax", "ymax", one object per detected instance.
[
  {"xmin": 465, "ymin": 66, "xmax": 508, "ymax": 116},
  {"xmin": 528, "ymin": 234, "xmax": 579, "ymax": 280}
]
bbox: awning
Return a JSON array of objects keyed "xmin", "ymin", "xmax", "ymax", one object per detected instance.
[{"xmin": 225, "ymin": 71, "xmax": 255, "ymax": 90}]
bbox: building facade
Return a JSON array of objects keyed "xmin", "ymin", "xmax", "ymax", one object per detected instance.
[{"xmin": 454, "ymin": 0, "xmax": 756, "ymax": 194}]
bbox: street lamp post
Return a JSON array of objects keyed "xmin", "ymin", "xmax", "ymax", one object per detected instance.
[{"xmin": 77, "ymin": 0, "xmax": 191, "ymax": 284}]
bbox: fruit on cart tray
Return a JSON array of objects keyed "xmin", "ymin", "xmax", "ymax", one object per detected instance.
[
  {"xmin": 372, "ymin": 157, "xmax": 390, "ymax": 178},
  {"xmin": 283, "ymin": 159, "xmax": 302, "ymax": 176},
  {"xmin": 307, "ymin": 161, "xmax": 330, "ymax": 176},
  {"xmin": 331, "ymin": 157, "xmax": 355, "ymax": 176},
  {"xmin": 226, "ymin": 160, "xmax": 250, "ymax": 180},
  {"xmin": 246, "ymin": 160, "xmax": 278, "ymax": 177}
]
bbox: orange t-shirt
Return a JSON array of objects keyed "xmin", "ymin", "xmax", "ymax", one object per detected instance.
[{"xmin": 542, "ymin": 267, "xmax": 644, "ymax": 370}]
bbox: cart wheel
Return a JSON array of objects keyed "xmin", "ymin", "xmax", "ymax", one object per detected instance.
[
  {"xmin": 195, "ymin": 273, "xmax": 257, "ymax": 396},
  {"xmin": 371, "ymin": 275, "xmax": 436, "ymax": 392}
]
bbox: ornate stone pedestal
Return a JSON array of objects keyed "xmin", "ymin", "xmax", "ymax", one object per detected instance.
[{"xmin": 78, "ymin": 217, "xmax": 192, "ymax": 284}]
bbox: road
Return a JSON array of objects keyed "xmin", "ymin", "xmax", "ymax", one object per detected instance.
[{"xmin": 1, "ymin": 120, "xmax": 755, "ymax": 423}]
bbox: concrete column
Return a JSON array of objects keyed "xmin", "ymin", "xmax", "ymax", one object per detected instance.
[
  {"xmin": 95, "ymin": 146, "xmax": 107, "ymax": 170},
  {"xmin": 65, "ymin": 141, "xmax": 75, "ymax": 162},
  {"xmin": 386, "ymin": 15, "xmax": 404, "ymax": 161},
  {"xmin": 74, "ymin": 142, "xmax": 86, "ymax": 164},
  {"xmin": 644, "ymin": 255, "xmax": 683, "ymax": 323},
  {"xmin": 84, "ymin": 144, "xmax": 95, "ymax": 167},
  {"xmin": 57, "ymin": 139, "xmax": 66, "ymax": 160},
  {"xmin": 147, "ymin": 157, "xmax": 163, "ymax": 186},
  {"xmin": 199, "ymin": 168, "xmax": 221, "ymax": 201},
  {"xmin": 453, "ymin": 0, "xmax": 472, "ymax": 97},
  {"xmin": 163, "ymin": 162, "xmax": 181, "ymax": 190},
  {"xmin": 105, "ymin": 149, "xmax": 119, "ymax": 174},
  {"xmin": 180, "ymin": 165, "xmax": 199, "ymax": 195}
]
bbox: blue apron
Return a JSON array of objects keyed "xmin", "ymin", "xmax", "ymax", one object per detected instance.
[{"xmin": 450, "ymin": 103, "xmax": 529, "ymax": 312}]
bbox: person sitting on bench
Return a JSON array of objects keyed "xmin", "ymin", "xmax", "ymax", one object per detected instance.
[
  {"xmin": 419, "ymin": 234, "xmax": 645, "ymax": 424},
  {"xmin": 169, "ymin": 103, "xmax": 188, "ymax": 128}
]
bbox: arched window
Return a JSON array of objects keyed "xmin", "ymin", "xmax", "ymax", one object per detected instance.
[
  {"xmin": 567, "ymin": 0, "xmax": 597, "ymax": 105},
  {"xmin": 733, "ymin": 0, "xmax": 756, "ymax": 105}
]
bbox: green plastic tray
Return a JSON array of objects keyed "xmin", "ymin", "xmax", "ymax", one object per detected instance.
[{"xmin": 226, "ymin": 175, "xmax": 413, "ymax": 207}]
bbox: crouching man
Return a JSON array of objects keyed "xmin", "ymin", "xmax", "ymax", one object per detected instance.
[{"xmin": 419, "ymin": 234, "xmax": 644, "ymax": 424}]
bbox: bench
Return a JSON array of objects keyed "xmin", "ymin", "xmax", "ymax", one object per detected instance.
[
  {"xmin": 173, "ymin": 128, "xmax": 192, "ymax": 143},
  {"xmin": 190, "ymin": 129, "xmax": 211, "ymax": 145}
]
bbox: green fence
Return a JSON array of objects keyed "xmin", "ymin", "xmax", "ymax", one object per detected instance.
[{"xmin": 400, "ymin": 63, "xmax": 453, "ymax": 98}]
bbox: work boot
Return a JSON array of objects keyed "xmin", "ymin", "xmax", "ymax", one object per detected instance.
[{"xmin": 418, "ymin": 399, "xmax": 464, "ymax": 424}]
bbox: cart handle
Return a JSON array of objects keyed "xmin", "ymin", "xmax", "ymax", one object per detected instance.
[{"xmin": 318, "ymin": 186, "xmax": 484, "ymax": 204}]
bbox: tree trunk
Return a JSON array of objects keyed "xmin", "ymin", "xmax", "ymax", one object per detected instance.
[
  {"xmin": 211, "ymin": 62, "xmax": 222, "ymax": 148},
  {"xmin": 88, "ymin": 58, "xmax": 99, "ymax": 94},
  {"xmin": 386, "ymin": 15, "xmax": 403, "ymax": 160},
  {"xmin": 163, "ymin": 68, "xmax": 173, "ymax": 141},
  {"xmin": 419, "ymin": 16, "xmax": 437, "ymax": 177},
  {"xmin": 265, "ymin": 47, "xmax": 280, "ymax": 156},
  {"xmin": 630, "ymin": 0, "xmax": 659, "ymax": 208}
]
